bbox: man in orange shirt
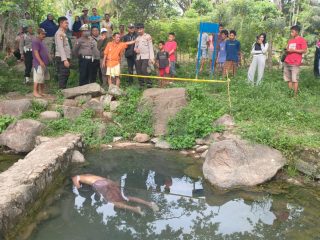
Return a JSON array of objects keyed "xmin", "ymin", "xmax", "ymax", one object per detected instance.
[{"xmin": 102, "ymin": 32, "xmax": 135, "ymax": 87}]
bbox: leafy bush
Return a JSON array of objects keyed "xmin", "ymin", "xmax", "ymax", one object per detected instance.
[
  {"xmin": 44, "ymin": 109, "xmax": 102, "ymax": 146},
  {"xmin": 166, "ymin": 84, "xmax": 226, "ymax": 149},
  {"xmin": 104, "ymin": 87, "xmax": 154, "ymax": 142},
  {"xmin": 21, "ymin": 100, "xmax": 47, "ymax": 119},
  {"xmin": 0, "ymin": 115, "xmax": 15, "ymax": 133}
]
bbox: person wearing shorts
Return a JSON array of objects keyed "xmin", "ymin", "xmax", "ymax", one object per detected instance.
[
  {"xmin": 283, "ymin": 25, "xmax": 307, "ymax": 97},
  {"xmin": 223, "ymin": 30, "xmax": 240, "ymax": 77},
  {"xmin": 156, "ymin": 41, "xmax": 170, "ymax": 87},
  {"xmin": 72, "ymin": 174, "xmax": 159, "ymax": 215},
  {"xmin": 164, "ymin": 32, "xmax": 177, "ymax": 77},
  {"xmin": 102, "ymin": 32, "xmax": 136, "ymax": 87},
  {"xmin": 198, "ymin": 32, "xmax": 209, "ymax": 73},
  {"xmin": 32, "ymin": 28, "xmax": 50, "ymax": 97}
]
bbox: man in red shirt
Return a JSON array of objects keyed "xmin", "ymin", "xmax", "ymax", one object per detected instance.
[
  {"xmin": 164, "ymin": 32, "xmax": 177, "ymax": 77},
  {"xmin": 284, "ymin": 25, "xmax": 308, "ymax": 97}
]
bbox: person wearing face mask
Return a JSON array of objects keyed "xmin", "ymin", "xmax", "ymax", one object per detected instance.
[
  {"xmin": 247, "ymin": 33, "xmax": 269, "ymax": 86},
  {"xmin": 73, "ymin": 24, "xmax": 99, "ymax": 86}
]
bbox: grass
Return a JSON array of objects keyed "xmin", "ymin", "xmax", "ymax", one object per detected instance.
[{"xmin": 0, "ymin": 59, "xmax": 319, "ymax": 160}]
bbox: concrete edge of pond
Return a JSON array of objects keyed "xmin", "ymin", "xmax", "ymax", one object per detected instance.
[{"xmin": 0, "ymin": 133, "xmax": 83, "ymax": 238}]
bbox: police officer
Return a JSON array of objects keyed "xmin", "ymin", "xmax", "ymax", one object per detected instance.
[
  {"xmin": 55, "ymin": 16, "xmax": 71, "ymax": 89},
  {"xmin": 19, "ymin": 26, "xmax": 34, "ymax": 83},
  {"xmin": 122, "ymin": 23, "xmax": 137, "ymax": 85},
  {"xmin": 134, "ymin": 23, "xmax": 154, "ymax": 88},
  {"xmin": 73, "ymin": 24, "xmax": 99, "ymax": 86},
  {"xmin": 90, "ymin": 26, "xmax": 101, "ymax": 83}
]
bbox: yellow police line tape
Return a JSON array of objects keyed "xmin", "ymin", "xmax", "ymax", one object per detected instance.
[{"xmin": 119, "ymin": 73, "xmax": 232, "ymax": 108}]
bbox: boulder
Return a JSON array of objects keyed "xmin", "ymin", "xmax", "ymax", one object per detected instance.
[
  {"xmin": 100, "ymin": 94, "xmax": 113, "ymax": 107},
  {"xmin": 294, "ymin": 148, "xmax": 320, "ymax": 178},
  {"xmin": 196, "ymin": 145, "xmax": 208, "ymax": 153},
  {"xmin": 62, "ymin": 83, "xmax": 105, "ymax": 99},
  {"xmin": 63, "ymin": 99, "xmax": 78, "ymax": 107},
  {"xmin": 83, "ymin": 99, "xmax": 104, "ymax": 115},
  {"xmin": 151, "ymin": 138, "xmax": 160, "ymax": 144},
  {"xmin": 195, "ymin": 138, "xmax": 206, "ymax": 145},
  {"xmin": 155, "ymin": 140, "xmax": 171, "ymax": 149},
  {"xmin": 203, "ymin": 139, "xmax": 286, "ymax": 188},
  {"xmin": 201, "ymin": 150, "xmax": 208, "ymax": 158},
  {"xmin": 63, "ymin": 106, "xmax": 84, "ymax": 119},
  {"xmin": 71, "ymin": 150, "xmax": 85, "ymax": 163},
  {"xmin": 102, "ymin": 112, "xmax": 113, "ymax": 121},
  {"xmin": 39, "ymin": 111, "xmax": 61, "ymax": 121},
  {"xmin": 0, "ymin": 119, "xmax": 44, "ymax": 153},
  {"xmin": 0, "ymin": 99, "xmax": 32, "ymax": 117},
  {"xmin": 33, "ymin": 99, "xmax": 48, "ymax": 109},
  {"xmin": 75, "ymin": 95, "xmax": 92, "ymax": 105},
  {"xmin": 140, "ymin": 88, "xmax": 187, "ymax": 136},
  {"xmin": 214, "ymin": 114, "xmax": 235, "ymax": 128},
  {"xmin": 133, "ymin": 133, "xmax": 150, "ymax": 143},
  {"xmin": 95, "ymin": 123, "xmax": 106, "ymax": 139},
  {"xmin": 110, "ymin": 101, "xmax": 120, "ymax": 112},
  {"xmin": 108, "ymin": 84, "xmax": 124, "ymax": 97},
  {"xmin": 113, "ymin": 137, "xmax": 123, "ymax": 142}
]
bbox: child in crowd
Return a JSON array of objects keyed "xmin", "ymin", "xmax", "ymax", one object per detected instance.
[
  {"xmin": 223, "ymin": 30, "xmax": 240, "ymax": 77},
  {"xmin": 164, "ymin": 32, "xmax": 177, "ymax": 77},
  {"xmin": 4, "ymin": 46, "xmax": 14, "ymax": 62},
  {"xmin": 217, "ymin": 30, "xmax": 228, "ymax": 75},
  {"xmin": 156, "ymin": 41, "xmax": 170, "ymax": 87}
]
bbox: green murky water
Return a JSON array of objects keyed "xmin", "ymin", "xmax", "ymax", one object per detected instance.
[
  {"xmin": 0, "ymin": 154, "xmax": 21, "ymax": 173},
  {"xmin": 27, "ymin": 149, "xmax": 320, "ymax": 240}
]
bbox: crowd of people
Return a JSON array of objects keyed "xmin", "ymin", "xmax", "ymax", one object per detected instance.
[{"xmin": 4, "ymin": 8, "xmax": 312, "ymax": 98}]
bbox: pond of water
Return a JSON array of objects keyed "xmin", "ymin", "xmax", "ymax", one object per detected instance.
[
  {"xmin": 28, "ymin": 149, "xmax": 320, "ymax": 240},
  {"xmin": 0, "ymin": 154, "xmax": 22, "ymax": 173}
]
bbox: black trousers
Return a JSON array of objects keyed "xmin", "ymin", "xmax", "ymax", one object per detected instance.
[
  {"xmin": 126, "ymin": 57, "xmax": 136, "ymax": 84},
  {"xmin": 24, "ymin": 51, "xmax": 33, "ymax": 77},
  {"xmin": 89, "ymin": 59, "xmax": 100, "ymax": 84},
  {"xmin": 79, "ymin": 57, "xmax": 91, "ymax": 86},
  {"xmin": 136, "ymin": 59, "xmax": 152, "ymax": 87},
  {"xmin": 55, "ymin": 57, "xmax": 70, "ymax": 89}
]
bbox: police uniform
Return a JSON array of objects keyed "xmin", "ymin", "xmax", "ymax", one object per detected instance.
[
  {"xmin": 134, "ymin": 29, "xmax": 154, "ymax": 88},
  {"xmin": 123, "ymin": 25, "xmax": 137, "ymax": 84},
  {"xmin": 73, "ymin": 26, "xmax": 99, "ymax": 86},
  {"xmin": 55, "ymin": 27, "xmax": 71, "ymax": 89},
  {"xmin": 19, "ymin": 32, "xmax": 34, "ymax": 83},
  {"xmin": 90, "ymin": 35, "xmax": 102, "ymax": 84}
]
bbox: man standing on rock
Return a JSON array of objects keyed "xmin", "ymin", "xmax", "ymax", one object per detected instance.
[
  {"xmin": 20, "ymin": 26, "xmax": 34, "ymax": 84},
  {"xmin": 55, "ymin": 16, "xmax": 71, "ymax": 89},
  {"xmin": 134, "ymin": 23, "xmax": 154, "ymax": 88}
]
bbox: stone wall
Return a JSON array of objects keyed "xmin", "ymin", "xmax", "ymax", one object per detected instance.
[{"xmin": 0, "ymin": 134, "xmax": 83, "ymax": 238}]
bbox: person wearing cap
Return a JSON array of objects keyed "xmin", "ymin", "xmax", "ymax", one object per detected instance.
[
  {"xmin": 122, "ymin": 23, "xmax": 138, "ymax": 84},
  {"xmin": 102, "ymin": 32, "xmax": 136, "ymax": 87},
  {"xmin": 32, "ymin": 28, "xmax": 50, "ymax": 97},
  {"xmin": 134, "ymin": 23, "xmax": 154, "ymax": 88},
  {"xmin": 20, "ymin": 26, "xmax": 35, "ymax": 83},
  {"xmin": 101, "ymin": 13, "xmax": 113, "ymax": 39},
  {"xmin": 89, "ymin": 8, "xmax": 101, "ymax": 30},
  {"xmin": 89, "ymin": 26, "xmax": 102, "ymax": 83},
  {"xmin": 97, "ymin": 28, "xmax": 111, "ymax": 85},
  {"xmin": 73, "ymin": 24, "xmax": 99, "ymax": 86},
  {"xmin": 80, "ymin": 8, "xmax": 90, "ymax": 25},
  {"xmin": 55, "ymin": 16, "xmax": 71, "ymax": 89}
]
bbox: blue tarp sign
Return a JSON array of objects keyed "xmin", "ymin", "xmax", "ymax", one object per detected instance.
[{"xmin": 196, "ymin": 22, "xmax": 220, "ymax": 78}]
